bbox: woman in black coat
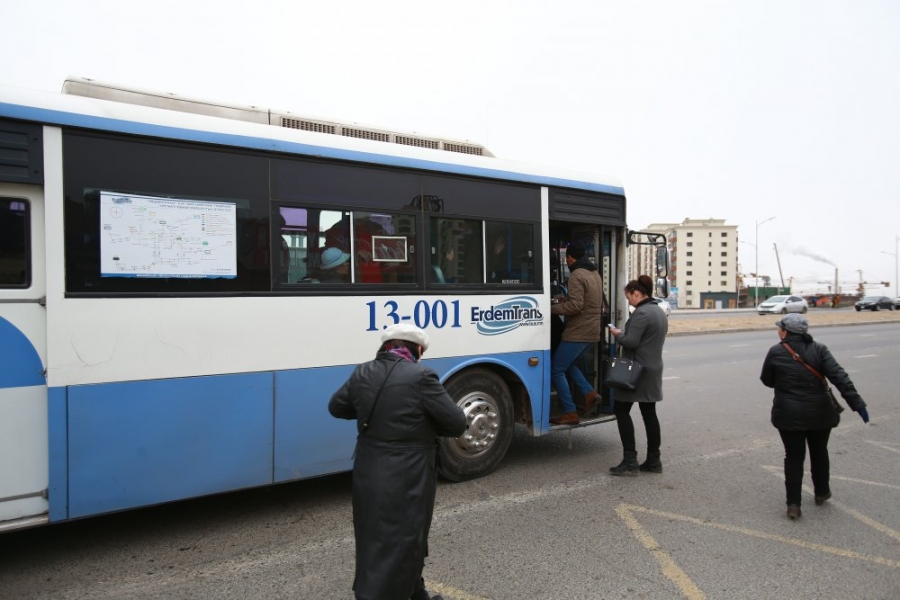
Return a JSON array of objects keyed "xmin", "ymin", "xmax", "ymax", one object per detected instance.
[
  {"xmin": 760, "ymin": 313, "xmax": 869, "ymax": 520},
  {"xmin": 329, "ymin": 324, "xmax": 466, "ymax": 600}
]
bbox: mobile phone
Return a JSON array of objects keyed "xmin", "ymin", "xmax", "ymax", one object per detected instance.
[{"xmin": 607, "ymin": 324, "xmax": 614, "ymax": 329}]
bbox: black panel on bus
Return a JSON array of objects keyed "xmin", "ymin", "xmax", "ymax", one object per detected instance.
[
  {"xmin": 0, "ymin": 119, "xmax": 43, "ymax": 185},
  {"xmin": 63, "ymin": 132, "xmax": 271, "ymax": 295}
]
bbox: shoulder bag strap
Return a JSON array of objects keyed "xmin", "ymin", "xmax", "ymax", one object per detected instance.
[
  {"xmin": 781, "ymin": 342, "xmax": 826, "ymax": 383},
  {"xmin": 360, "ymin": 359, "xmax": 402, "ymax": 432}
]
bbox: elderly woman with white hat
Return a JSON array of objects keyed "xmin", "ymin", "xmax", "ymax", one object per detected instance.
[
  {"xmin": 329, "ymin": 324, "xmax": 466, "ymax": 600},
  {"xmin": 760, "ymin": 313, "xmax": 869, "ymax": 520}
]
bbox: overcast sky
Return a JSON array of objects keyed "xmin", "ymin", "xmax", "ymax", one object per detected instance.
[{"xmin": 3, "ymin": 1, "xmax": 899, "ymax": 296}]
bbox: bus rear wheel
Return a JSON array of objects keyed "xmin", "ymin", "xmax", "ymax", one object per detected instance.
[{"xmin": 438, "ymin": 368, "xmax": 514, "ymax": 482}]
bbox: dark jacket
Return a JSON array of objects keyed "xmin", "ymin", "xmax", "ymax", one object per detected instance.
[
  {"xmin": 329, "ymin": 353, "xmax": 466, "ymax": 600},
  {"xmin": 760, "ymin": 332, "xmax": 866, "ymax": 430},
  {"xmin": 613, "ymin": 297, "xmax": 668, "ymax": 403},
  {"xmin": 552, "ymin": 258, "xmax": 604, "ymax": 342}
]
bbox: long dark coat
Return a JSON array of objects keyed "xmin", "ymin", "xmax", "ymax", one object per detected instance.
[
  {"xmin": 329, "ymin": 352, "xmax": 466, "ymax": 600},
  {"xmin": 760, "ymin": 332, "xmax": 865, "ymax": 430},
  {"xmin": 613, "ymin": 297, "xmax": 668, "ymax": 403}
]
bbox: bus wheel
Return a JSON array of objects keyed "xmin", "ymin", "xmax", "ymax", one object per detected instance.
[{"xmin": 438, "ymin": 369, "xmax": 514, "ymax": 482}]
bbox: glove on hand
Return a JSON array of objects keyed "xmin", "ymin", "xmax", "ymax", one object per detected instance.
[{"xmin": 858, "ymin": 407, "xmax": 869, "ymax": 423}]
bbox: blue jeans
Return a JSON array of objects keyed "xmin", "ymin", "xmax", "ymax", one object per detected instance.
[{"xmin": 551, "ymin": 341, "xmax": 594, "ymax": 414}]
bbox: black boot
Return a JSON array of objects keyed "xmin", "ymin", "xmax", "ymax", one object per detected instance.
[
  {"xmin": 609, "ymin": 450, "xmax": 639, "ymax": 476},
  {"xmin": 639, "ymin": 451, "xmax": 662, "ymax": 473}
]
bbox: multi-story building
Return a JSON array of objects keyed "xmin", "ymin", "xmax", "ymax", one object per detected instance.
[{"xmin": 629, "ymin": 218, "xmax": 739, "ymax": 309}]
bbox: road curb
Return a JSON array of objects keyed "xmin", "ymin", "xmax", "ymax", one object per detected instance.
[{"xmin": 668, "ymin": 320, "xmax": 900, "ymax": 337}]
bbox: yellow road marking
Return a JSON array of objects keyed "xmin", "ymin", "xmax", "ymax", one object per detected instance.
[
  {"xmin": 762, "ymin": 465, "xmax": 900, "ymax": 543},
  {"xmin": 622, "ymin": 503, "xmax": 900, "ymax": 569},
  {"xmin": 616, "ymin": 504, "xmax": 707, "ymax": 600},
  {"xmin": 425, "ymin": 580, "xmax": 491, "ymax": 600}
]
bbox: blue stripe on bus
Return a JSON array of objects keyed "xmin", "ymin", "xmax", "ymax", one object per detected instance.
[
  {"xmin": 0, "ymin": 102, "xmax": 626, "ymax": 196},
  {"xmin": 50, "ymin": 351, "xmax": 544, "ymax": 520},
  {"xmin": 274, "ymin": 364, "xmax": 358, "ymax": 481},
  {"xmin": 48, "ymin": 386, "xmax": 68, "ymax": 522},
  {"xmin": 0, "ymin": 316, "xmax": 44, "ymax": 388},
  {"xmin": 66, "ymin": 373, "xmax": 274, "ymax": 519}
]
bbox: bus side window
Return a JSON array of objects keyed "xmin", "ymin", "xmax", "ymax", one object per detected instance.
[
  {"xmin": 431, "ymin": 217, "xmax": 482, "ymax": 284},
  {"xmin": 485, "ymin": 221, "xmax": 534, "ymax": 285},
  {"xmin": 0, "ymin": 199, "xmax": 29, "ymax": 287}
]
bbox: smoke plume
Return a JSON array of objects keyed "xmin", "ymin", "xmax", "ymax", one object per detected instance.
[{"xmin": 793, "ymin": 247, "xmax": 836, "ymax": 267}]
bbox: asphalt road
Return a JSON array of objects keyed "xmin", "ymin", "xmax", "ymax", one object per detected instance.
[{"xmin": 2, "ymin": 323, "xmax": 899, "ymax": 599}]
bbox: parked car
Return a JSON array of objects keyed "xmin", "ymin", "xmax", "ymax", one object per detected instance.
[
  {"xmin": 893, "ymin": 297, "xmax": 900, "ymax": 309},
  {"xmin": 757, "ymin": 295, "xmax": 808, "ymax": 315},
  {"xmin": 628, "ymin": 297, "xmax": 671, "ymax": 316},
  {"xmin": 651, "ymin": 297, "xmax": 671, "ymax": 316},
  {"xmin": 855, "ymin": 296, "xmax": 894, "ymax": 311}
]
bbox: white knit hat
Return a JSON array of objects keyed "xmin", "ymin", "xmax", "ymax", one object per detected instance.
[{"xmin": 381, "ymin": 323, "xmax": 429, "ymax": 351}]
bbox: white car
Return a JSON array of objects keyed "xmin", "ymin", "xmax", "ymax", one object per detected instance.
[
  {"xmin": 757, "ymin": 295, "xmax": 808, "ymax": 315},
  {"xmin": 632, "ymin": 298, "xmax": 671, "ymax": 316},
  {"xmin": 651, "ymin": 297, "xmax": 671, "ymax": 316}
]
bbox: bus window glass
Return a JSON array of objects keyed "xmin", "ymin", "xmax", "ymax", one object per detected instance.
[
  {"xmin": 430, "ymin": 217, "xmax": 483, "ymax": 284},
  {"xmin": 279, "ymin": 207, "xmax": 351, "ymax": 284},
  {"xmin": 485, "ymin": 221, "xmax": 534, "ymax": 285},
  {"xmin": 354, "ymin": 211, "xmax": 417, "ymax": 285},
  {"xmin": 0, "ymin": 199, "xmax": 29, "ymax": 287}
]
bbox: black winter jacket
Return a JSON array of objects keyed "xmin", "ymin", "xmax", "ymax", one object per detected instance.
[
  {"xmin": 329, "ymin": 353, "xmax": 466, "ymax": 600},
  {"xmin": 760, "ymin": 332, "xmax": 865, "ymax": 430}
]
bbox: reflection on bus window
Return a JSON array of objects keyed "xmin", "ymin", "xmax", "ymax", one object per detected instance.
[
  {"xmin": 279, "ymin": 207, "xmax": 416, "ymax": 285},
  {"xmin": 485, "ymin": 221, "xmax": 534, "ymax": 285},
  {"xmin": 0, "ymin": 199, "xmax": 29, "ymax": 287},
  {"xmin": 354, "ymin": 212, "xmax": 417, "ymax": 285},
  {"xmin": 279, "ymin": 207, "xmax": 349, "ymax": 283},
  {"xmin": 430, "ymin": 217, "xmax": 483, "ymax": 284}
]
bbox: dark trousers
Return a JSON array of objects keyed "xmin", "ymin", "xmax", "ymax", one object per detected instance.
[
  {"xmin": 778, "ymin": 428, "xmax": 832, "ymax": 506},
  {"xmin": 614, "ymin": 401, "xmax": 661, "ymax": 454}
]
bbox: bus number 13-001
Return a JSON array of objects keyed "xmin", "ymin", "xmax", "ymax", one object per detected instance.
[{"xmin": 366, "ymin": 300, "xmax": 462, "ymax": 331}]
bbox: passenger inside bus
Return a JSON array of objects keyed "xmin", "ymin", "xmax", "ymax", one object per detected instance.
[{"xmin": 317, "ymin": 247, "xmax": 351, "ymax": 283}]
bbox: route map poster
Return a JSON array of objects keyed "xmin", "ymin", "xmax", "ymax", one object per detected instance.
[{"xmin": 100, "ymin": 192, "xmax": 237, "ymax": 279}]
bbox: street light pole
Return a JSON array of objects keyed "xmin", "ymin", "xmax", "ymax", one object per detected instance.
[
  {"xmin": 882, "ymin": 235, "xmax": 899, "ymax": 297},
  {"xmin": 754, "ymin": 216, "xmax": 776, "ymax": 307}
]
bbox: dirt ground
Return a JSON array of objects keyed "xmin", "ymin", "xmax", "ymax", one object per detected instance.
[{"xmin": 667, "ymin": 307, "xmax": 900, "ymax": 335}]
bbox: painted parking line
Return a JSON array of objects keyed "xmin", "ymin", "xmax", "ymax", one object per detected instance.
[
  {"xmin": 662, "ymin": 376, "xmax": 682, "ymax": 380},
  {"xmin": 762, "ymin": 465, "xmax": 900, "ymax": 544},
  {"xmin": 615, "ymin": 504, "xmax": 707, "ymax": 600},
  {"xmin": 866, "ymin": 440, "xmax": 900, "ymax": 455},
  {"xmin": 854, "ymin": 354, "xmax": 879, "ymax": 358},
  {"xmin": 426, "ymin": 580, "xmax": 491, "ymax": 600},
  {"xmin": 617, "ymin": 502, "xmax": 900, "ymax": 600}
]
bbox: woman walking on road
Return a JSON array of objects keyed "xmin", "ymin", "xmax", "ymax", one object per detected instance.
[
  {"xmin": 329, "ymin": 324, "xmax": 466, "ymax": 600},
  {"xmin": 608, "ymin": 274, "xmax": 668, "ymax": 475},
  {"xmin": 760, "ymin": 313, "xmax": 869, "ymax": 520}
]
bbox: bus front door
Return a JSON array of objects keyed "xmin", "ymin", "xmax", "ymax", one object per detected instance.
[{"xmin": 0, "ymin": 186, "xmax": 49, "ymax": 530}]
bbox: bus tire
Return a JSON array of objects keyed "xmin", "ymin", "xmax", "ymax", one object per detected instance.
[{"xmin": 438, "ymin": 368, "xmax": 514, "ymax": 482}]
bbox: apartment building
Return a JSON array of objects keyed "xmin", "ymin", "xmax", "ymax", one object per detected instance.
[{"xmin": 629, "ymin": 218, "xmax": 739, "ymax": 309}]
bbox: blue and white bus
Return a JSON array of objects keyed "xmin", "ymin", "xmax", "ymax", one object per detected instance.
[{"xmin": 0, "ymin": 79, "xmax": 666, "ymax": 531}]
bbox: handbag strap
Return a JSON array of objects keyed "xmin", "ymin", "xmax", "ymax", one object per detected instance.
[
  {"xmin": 781, "ymin": 342, "xmax": 826, "ymax": 383},
  {"xmin": 360, "ymin": 358, "xmax": 402, "ymax": 432}
]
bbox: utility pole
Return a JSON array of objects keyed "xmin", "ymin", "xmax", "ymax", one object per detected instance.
[
  {"xmin": 754, "ymin": 216, "xmax": 776, "ymax": 307},
  {"xmin": 881, "ymin": 235, "xmax": 899, "ymax": 297},
  {"xmin": 773, "ymin": 243, "xmax": 785, "ymax": 289}
]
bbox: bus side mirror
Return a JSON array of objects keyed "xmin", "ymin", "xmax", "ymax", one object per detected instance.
[
  {"xmin": 655, "ymin": 246, "xmax": 670, "ymax": 298},
  {"xmin": 656, "ymin": 246, "xmax": 669, "ymax": 278},
  {"xmin": 656, "ymin": 277, "xmax": 669, "ymax": 298}
]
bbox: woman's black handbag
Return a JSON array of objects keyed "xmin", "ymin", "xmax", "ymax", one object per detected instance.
[{"xmin": 606, "ymin": 355, "xmax": 644, "ymax": 391}]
